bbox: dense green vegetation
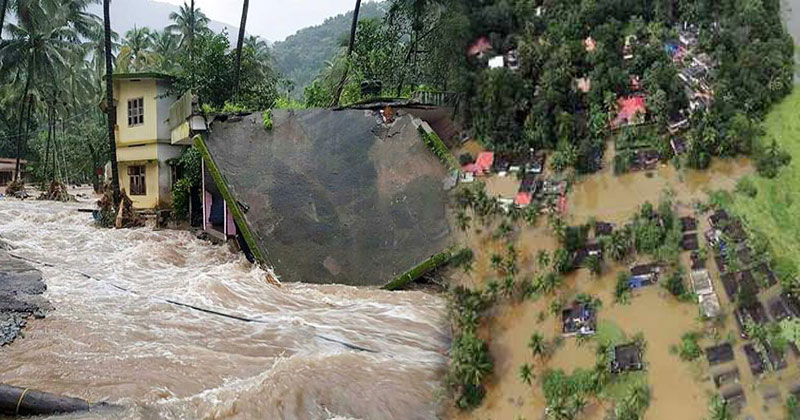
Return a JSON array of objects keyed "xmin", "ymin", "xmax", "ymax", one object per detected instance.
[
  {"xmin": 497, "ymin": 0, "xmax": 791, "ymax": 170},
  {"xmin": 2, "ymin": 0, "xmax": 792, "ymax": 188},
  {"xmin": 0, "ymin": 0, "xmax": 112, "ymax": 187},
  {"xmin": 311, "ymin": 0, "xmax": 794, "ymax": 173},
  {"xmin": 0, "ymin": 0, "xmax": 276, "ymax": 190},
  {"xmin": 272, "ymin": 1, "xmax": 386, "ymax": 97},
  {"xmin": 448, "ymin": 285, "xmax": 494, "ymax": 409}
]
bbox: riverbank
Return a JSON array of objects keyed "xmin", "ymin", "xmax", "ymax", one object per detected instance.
[{"xmin": 0, "ymin": 245, "xmax": 48, "ymax": 346}]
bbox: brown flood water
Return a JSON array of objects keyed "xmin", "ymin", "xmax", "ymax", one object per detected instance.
[
  {"xmin": 451, "ymin": 155, "xmax": 758, "ymax": 420},
  {"xmin": 0, "ymin": 199, "xmax": 449, "ymax": 420},
  {"xmin": 570, "ymin": 155, "xmax": 751, "ymax": 225}
]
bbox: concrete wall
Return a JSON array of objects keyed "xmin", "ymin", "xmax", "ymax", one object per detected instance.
[
  {"xmin": 226, "ymin": 203, "xmax": 236, "ymax": 236},
  {"xmin": 115, "ymin": 79, "xmax": 159, "ymax": 145},
  {"xmin": 156, "ymin": 81, "xmax": 176, "ymax": 142},
  {"xmin": 117, "ymin": 143, "xmax": 158, "ymax": 162},
  {"xmin": 156, "ymin": 144, "xmax": 183, "ymax": 207}
]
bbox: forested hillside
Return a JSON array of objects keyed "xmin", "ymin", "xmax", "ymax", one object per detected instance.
[{"xmin": 272, "ymin": 1, "xmax": 385, "ymax": 96}]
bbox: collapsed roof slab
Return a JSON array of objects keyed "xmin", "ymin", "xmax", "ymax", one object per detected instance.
[{"xmin": 197, "ymin": 109, "xmax": 455, "ymax": 286}]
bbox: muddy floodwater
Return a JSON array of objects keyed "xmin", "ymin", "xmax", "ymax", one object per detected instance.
[
  {"xmin": 569, "ymin": 155, "xmax": 751, "ymax": 225},
  {"xmin": 0, "ymin": 199, "xmax": 449, "ymax": 420},
  {"xmin": 452, "ymin": 155, "xmax": 758, "ymax": 420}
]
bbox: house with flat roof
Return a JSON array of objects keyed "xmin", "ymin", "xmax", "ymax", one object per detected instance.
[
  {"xmin": 110, "ymin": 73, "xmax": 184, "ymax": 209},
  {"xmin": 691, "ymin": 269, "xmax": 714, "ymax": 296},
  {"xmin": 705, "ymin": 343, "xmax": 734, "ymax": 365},
  {"xmin": 630, "ymin": 263, "xmax": 659, "ymax": 288},
  {"xmin": 611, "ymin": 343, "xmax": 644, "ymax": 373}
]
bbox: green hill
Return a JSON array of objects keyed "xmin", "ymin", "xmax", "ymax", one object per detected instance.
[{"xmin": 272, "ymin": 1, "xmax": 386, "ymax": 97}]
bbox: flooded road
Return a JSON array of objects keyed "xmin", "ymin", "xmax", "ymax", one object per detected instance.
[{"xmin": 0, "ymin": 199, "xmax": 449, "ymax": 420}]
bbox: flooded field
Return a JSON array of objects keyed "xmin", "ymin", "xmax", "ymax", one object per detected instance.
[
  {"xmin": 448, "ymin": 153, "xmax": 771, "ymax": 420},
  {"xmin": 452, "ymin": 272, "xmax": 712, "ymax": 420},
  {"xmin": 0, "ymin": 198, "xmax": 449, "ymax": 420},
  {"xmin": 569, "ymin": 154, "xmax": 751, "ymax": 225}
]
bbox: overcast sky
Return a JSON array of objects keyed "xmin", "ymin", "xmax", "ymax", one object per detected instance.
[{"xmin": 159, "ymin": 0, "xmax": 366, "ymax": 42}]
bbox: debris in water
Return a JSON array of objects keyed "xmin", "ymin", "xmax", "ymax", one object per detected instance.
[
  {"xmin": 37, "ymin": 180, "xmax": 75, "ymax": 202},
  {"xmin": 95, "ymin": 187, "xmax": 143, "ymax": 229},
  {"xmin": 4, "ymin": 180, "xmax": 24, "ymax": 197}
]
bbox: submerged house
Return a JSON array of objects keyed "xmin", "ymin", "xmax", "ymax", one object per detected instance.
[
  {"xmin": 562, "ymin": 301, "xmax": 597, "ymax": 336},
  {"xmin": 195, "ymin": 107, "xmax": 456, "ymax": 286},
  {"xmin": 629, "ymin": 263, "xmax": 659, "ymax": 288},
  {"xmin": 611, "ymin": 343, "xmax": 644, "ymax": 373}
]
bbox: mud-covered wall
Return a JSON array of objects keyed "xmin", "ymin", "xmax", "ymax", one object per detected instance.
[{"xmin": 202, "ymin": 109, "xmax": 454, "ymax": 286}]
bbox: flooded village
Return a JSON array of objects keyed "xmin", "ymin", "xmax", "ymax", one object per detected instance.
[{"xmin": 0, "ymin": 0, "xmax": 799, "ymax": 419}]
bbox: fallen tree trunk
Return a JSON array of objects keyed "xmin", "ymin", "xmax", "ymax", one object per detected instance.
[{"xmin": 0, "ymin": 384, "xmax": 108, "ymax": 416}]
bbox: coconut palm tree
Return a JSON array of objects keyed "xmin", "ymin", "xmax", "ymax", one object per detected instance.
[
  {"xmin": 386, "ymin": 0, "xmax": 444, "ymax": 94},
  {"xmin": 117, "ymin": 26, "xmax": 152, "ymax": 72},
  {"xmin": 1, "ymin": 0, "xmax": 81, "ymax": 179},
  {"xmin": 243, "ymin": 35, "xmax": 273, "ymax": 79},
  {"xmin": 168, "ymin": 1, "xmax": 209, "ymax": 50},
  {"xmin": 149, "ymin": 29, "xmax": 178, "ymax": 72},
  {"xmin": 456, "ymin": 210, "xmax": 471, "ymax": 231},
  {"xmin": 490, "ymin": 253, "xmax": 503, "ymax": 272},
  {"xmin": 103, "ymin": 0, "xmax": 120, "ymax": 203},
  {"xmin": 518, "ymin": 363, "xmax": 533, "ymax": 385},
  {"xmin": 528, "ymin": 332, "xmax": 546, "ymax": 358},
  {"xmin": 233, "ymin": 0, "xmax": 249, "ymax": 99},
  {"xmin": 537, "ymin": 250, "xmax": 551, "ymax": 270},
  {"xmin": 707, "ymin": 395, "xmax": 733, "ymax": 420}
]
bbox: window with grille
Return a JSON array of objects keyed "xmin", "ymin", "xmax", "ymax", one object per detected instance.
[
  {"xmin": 127, "ymin": 97, "xmax": 144, "ymax": 126},
  {"xmin": 128, "ymin": 165, "xmax": 146, "ymax": 196}
]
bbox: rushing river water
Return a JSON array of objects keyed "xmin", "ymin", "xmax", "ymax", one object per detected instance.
[{"xmin": 0, "ymin": 198, "xmax": 449, "ymax": 420}]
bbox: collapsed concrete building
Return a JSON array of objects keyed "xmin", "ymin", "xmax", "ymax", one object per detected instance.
[{"xmin": 195, "ymin": 107, "xmax": 459, "ymax": 287}]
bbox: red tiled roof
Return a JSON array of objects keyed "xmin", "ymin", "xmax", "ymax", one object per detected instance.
[
  {"xmin": 612, "ymin": 96, "xmax": 646, "ymax": 128},
  {"xmin": 514, "ymin": 192, "xmax": 532, "ymax": 206},
  {"xmin": 468, "ymin": 37, "xmax": 492, "ymax": 56},
  {"xmin": 475, "ymin": 152, "xmax": 494, "ymax": 173}
]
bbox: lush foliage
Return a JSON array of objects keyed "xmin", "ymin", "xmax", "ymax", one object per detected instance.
[
  {"xmin": 730, "ymin": 89, "xmax": 800, "ymax": 295},
  {"xmin": 448, "ymin": 285, "xmax": 493, "ymax": 409},
  {"xmin": 673, "ymin": 331, "xmax": 701, "ymax": 361},
  {"xmin": 171, "ymin": 30, "xmax": 278, "ymax": 110},
  {"xmin": 418, "ymin": 0, "xmax": 796, "ymax": 170},
  {"xmin": 272, "ymin": 2, "xmax": 386, "ymax": 98},
  {"xmin": 0, "ymin": 0, "xmax": 112, "ymax": 187},
  {"xmin": 0, "ymin": 0, "xmax": 277, "ymax": 190}
]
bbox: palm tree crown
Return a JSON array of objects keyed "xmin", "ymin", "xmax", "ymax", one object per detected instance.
[{"xmin": 167, "ymin": 2, "xmax": 209, "ymax": 49}]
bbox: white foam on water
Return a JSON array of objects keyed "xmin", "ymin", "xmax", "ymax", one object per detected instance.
[{"xmin": 0, "ymin": 198, "xmax": 449, "ymax": 420}]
